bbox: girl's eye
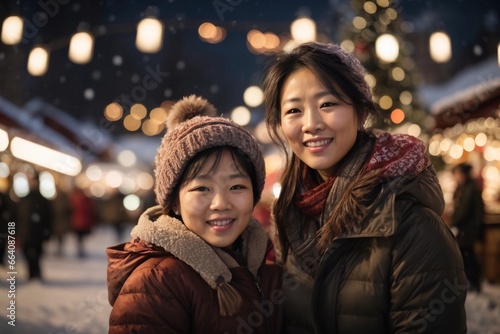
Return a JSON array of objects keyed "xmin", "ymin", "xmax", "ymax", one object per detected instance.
[
  {"xmin": 320, "ymin": 102, "xmax": 338, "ymax": 108},
  {"xmin": 230, "ymin": 184, "xmax": 247, "ymax": 190},
  {"xmin": 192, "ymin": 186, "xmax": 209, "ymax": 192}
]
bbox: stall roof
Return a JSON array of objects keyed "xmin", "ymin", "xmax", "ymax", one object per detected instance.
[
  {"xmin": 431, "ymin": 79, "xmax": 500, "ymax": 130},
  {"xmin": 0, "ymin": 97, "xmax": 112, "ymax": 160},
  {"xmin": 419, "ymin": 57, "xmax": 500, "ymax": 113}
]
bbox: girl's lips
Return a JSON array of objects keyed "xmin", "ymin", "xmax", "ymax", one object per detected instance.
[{"xmin": 207, "ymin": 219, "xmax": 234, "ymax": 232}]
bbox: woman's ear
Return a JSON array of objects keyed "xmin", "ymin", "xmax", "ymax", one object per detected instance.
[{"xmin": 358, "ymin": 110, "xmax": 368, "ymax": 130}]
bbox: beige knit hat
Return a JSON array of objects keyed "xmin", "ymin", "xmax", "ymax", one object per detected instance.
[{"xmin": 154, "ymin": 95, "xmax": 266, "ymax": 212}]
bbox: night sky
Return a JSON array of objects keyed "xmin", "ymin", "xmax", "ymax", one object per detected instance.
[{"xmin": 0, "ymin": 0, "xmax": 498, "ymax": 137}]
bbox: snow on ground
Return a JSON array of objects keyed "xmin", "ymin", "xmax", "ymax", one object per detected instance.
[
  {"xmin": 0, "ymin": 224, "xmax": 131, "ymax": 334},
  {"xmin": 1, "ymin": 224, "xmax": 500, "ymax": 334}
]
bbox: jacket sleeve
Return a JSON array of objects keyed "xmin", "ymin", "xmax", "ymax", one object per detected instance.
[
  {"xmin": 389, "ymin": 206, "xmax": 468, "ymax": 333},
  {"xmin": 109, "ymin": 258, "xmax": 192, "ymax": 334}
]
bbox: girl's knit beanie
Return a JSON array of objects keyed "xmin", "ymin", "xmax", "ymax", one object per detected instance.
[{"xmin": 154, "ymin": 95, "xmax": 266, "ymax": 212}]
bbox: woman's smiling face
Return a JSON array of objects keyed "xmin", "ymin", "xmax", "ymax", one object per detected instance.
[{"xmin": 280, "ymin": 67, "xmax": 359, "ymax": 180}]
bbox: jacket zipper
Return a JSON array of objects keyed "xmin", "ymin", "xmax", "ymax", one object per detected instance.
[
  {"xmin": 313, "ymin": 241, "xmax": 352, "ymax": 334},
  {"xmin": 329, "ymin": 255, "xmax": 347, "ymax": 334},
  {"xmin": 253, "ymin": 276, "xmax": 271, "ymax": 334}
]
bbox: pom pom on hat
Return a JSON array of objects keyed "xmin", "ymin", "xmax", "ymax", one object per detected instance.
[
  {"xmin": 166, "ymin": 95, "xmax": 217, "ymax": 131},
  {"xmin": 154, "ymin": 95, "xmax": 266, "ymax": 214}
]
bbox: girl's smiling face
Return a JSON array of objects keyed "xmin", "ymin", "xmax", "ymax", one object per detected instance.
[
  {"xmin": 280, "ymin": 67, "xmax": 359, "ymax": 180},
  {"xmin": 175, "ymin": 150, "xmax": 254, "ymax": 248}
]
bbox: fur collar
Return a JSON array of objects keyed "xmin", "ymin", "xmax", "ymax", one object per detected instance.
[{"xmin": 130, "ymin": 206, "xmax": 269, "ymax": 289}]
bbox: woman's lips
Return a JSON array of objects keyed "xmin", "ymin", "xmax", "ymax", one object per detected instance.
[{"xmin": 304, "ymin": 138, "xmax": 333, "ymax": 152}]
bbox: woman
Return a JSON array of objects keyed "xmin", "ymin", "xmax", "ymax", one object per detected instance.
[
  {"xmin": 262, "ymin": 42, "xmax": 467, "ymax": 333},
  {"xmin": 107, "ymin": 95, "xmax": 282, "ymax": 333}
]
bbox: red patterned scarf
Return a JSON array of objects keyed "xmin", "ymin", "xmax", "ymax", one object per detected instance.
[{"xmin": 296, "ymin": 131, "xmax": 430, "ymax": 217}]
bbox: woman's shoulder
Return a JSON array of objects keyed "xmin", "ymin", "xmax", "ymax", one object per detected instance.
[
  {"xmin": 393, "ymin": 199, "xmax": 461, "ymax": 263},
  {"xmin": 395, "ymin": 198, "xmax": 450, "ymax": 236}
]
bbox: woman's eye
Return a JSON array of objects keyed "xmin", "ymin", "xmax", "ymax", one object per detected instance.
[
  {"xmin": 193, "ymin": 186, "xmax": 209, "ymax": 192},
  {"xmin": 284, "ymin": 108, "xmax": 301, "ymax": 115}
]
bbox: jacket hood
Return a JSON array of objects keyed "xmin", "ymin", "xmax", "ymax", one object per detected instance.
[
  {"xmin": 399, "ymin": 166, "xmax": 445, "ymax": 215},
  {"xmin": 106, "ymin": 239, "xmax": 166, "ymax": 305},
  {"xmin": 107, "ymin": 205, "xmax": 268, "ymax": 304},
  {"xmin": 353, "ymin": 166, "xmax": 445, "ymax": 238}
]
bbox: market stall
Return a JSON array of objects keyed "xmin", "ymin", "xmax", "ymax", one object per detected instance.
[{"xmin": 430, "ymin": 79, "xmax": 500, "ymax": 283}]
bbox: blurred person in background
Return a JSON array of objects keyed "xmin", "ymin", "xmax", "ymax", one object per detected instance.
[
  {"xmin": 102, "ymin": 190, "xmax": 128, "ymax": 242},
  {"xmin": 451, "ymin": 162, "xmax": 485, "ymax": 292},
  {"xmin": 70, "ymin": 187, "xmax": 95, "ymax": 258},
  {"xmin": 51, "ymin": 181, "xmax": 72, "ymax": 256},
  {"xmin": 17, "ymin": 173, "xmax": 52, "ymax": 280}
]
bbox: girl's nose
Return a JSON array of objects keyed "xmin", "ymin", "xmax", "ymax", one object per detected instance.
[{"xmin": 210, "ymin": 191, "xmax": 231, "ymax": 211}]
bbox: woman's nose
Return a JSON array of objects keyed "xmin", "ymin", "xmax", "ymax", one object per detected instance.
[{"xmin": 302, "ymin": 108, "xmax": 324, "ymax": 133}]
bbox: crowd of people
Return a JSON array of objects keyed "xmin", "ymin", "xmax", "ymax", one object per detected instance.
[{"xmin": 0, "ymin": 175, "xmax": 130, "ymax": 281}]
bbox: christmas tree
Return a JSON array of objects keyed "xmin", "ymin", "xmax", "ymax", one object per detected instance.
[{"xmin": 336, "ymin": 0, "xmax": 430, "ymax": 135}]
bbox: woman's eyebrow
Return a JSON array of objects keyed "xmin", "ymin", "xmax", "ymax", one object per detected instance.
[{"xmin": 281, "ymin": 91, "xmax": 332, "ymax": 104}]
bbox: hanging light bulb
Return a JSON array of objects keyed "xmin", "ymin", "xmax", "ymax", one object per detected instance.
[
  {"xmin": 136, "ymin": 17, "xmax": 164, "ymax": 53},
  {"xmin": 497, "ymin": 43, "xmax": 500, "ymax": 67},
  {"xmin": 243, "ymin": 86, "xmax": 264, "ymax": 107},
  {"xmin": 0, "ymin": 128, "xmax": 9, "ymax": 152},
  {"xmin": 69, "ymin": 32, "xmax": 94, "ymax": 64},
  {"xmin": 1, "ymin": 16, "xmax": 23, "ymax": 45},
  {"xmin": 375, "ymin": 34, "xmax": 399, "ymax": 63},
  {"xmin": 231, "ymin": 106, "xmax": 251, "ymax": 126},
  {"xmin": 429, "ymin": 32, "xmax": 452, "ymax": 63},
  {"xmin": 290, "ymin": 17, "xmax": 316, "ymax": 43},
  {"xmin": 27, "ymin": 46, "xmax": 49, "ymax": 76}
]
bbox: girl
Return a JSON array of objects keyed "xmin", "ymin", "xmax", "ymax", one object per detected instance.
[
  {"xmin": 262, "ymin": 42, "xmax": 467, "ymax": 333},
  {"xmin": 107, "ymin": 95, "xmax": 282, "ymax": 333}
]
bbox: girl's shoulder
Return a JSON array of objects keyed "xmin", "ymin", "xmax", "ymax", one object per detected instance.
[
  {"xmin": 134, "ymin": 251, "xmax": 196, "ymax": 277},
  {"xmin": 126, "ymin": 252, "xmax": 208, "ymax": 296}
]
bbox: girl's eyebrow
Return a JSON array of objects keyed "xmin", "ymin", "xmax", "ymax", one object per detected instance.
[{"xmin": 193, "ymin": 172, "xmax": 247, "ymax": 180}]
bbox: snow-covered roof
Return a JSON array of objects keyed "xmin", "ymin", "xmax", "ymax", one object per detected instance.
[
  {"xmin": 431, "ymin": 78, "xmax": 500, "ymax": 116},
  {"xmin": 0, "ymin": 97, "xmax": 114, "ymax": 163},
  {"xmin": 23, "ymin": 98, "xmax": 112, "ymax": 155},
  {"xmin": 431, "ymin": 78, "xmax": 500, "ymax": 130},
  {"xmin": 419, "ymin": 57, "xmax": 500, "ymax": 114},
  {"xmin": 0, "ymin": 96, "xmax": 79, "ymax": 154}
]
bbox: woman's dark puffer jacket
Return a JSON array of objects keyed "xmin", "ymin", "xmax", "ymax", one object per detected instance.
[{"xmin": 282, "ymin": 168, "xmax": 468, "ymax": 334}]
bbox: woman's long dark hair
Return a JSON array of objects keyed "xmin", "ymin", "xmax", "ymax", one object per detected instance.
[{"xmin": 262, "ymin": 42, "xmax": 380, "ymax": 260}]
